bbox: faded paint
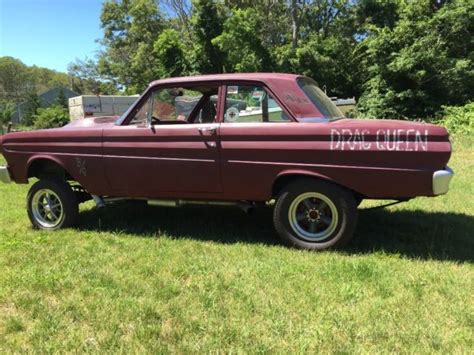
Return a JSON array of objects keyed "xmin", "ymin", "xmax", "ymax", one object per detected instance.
[{"xmin": 1, "ymin": 73, "xmax": 452, "ymax": 200}]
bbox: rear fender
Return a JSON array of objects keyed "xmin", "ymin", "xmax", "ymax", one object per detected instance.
[{"xmin": 272, "ymin": 169, "xmax": 343, "ymax": 197}]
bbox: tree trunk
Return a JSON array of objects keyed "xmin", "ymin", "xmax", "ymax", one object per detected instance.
[{"xmin": 291, "ymin": 0, "xmax": 298, "ymax": 48}]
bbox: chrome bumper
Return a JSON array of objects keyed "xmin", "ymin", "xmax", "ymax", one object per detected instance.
[
  {"xmin": 0, "ymin": 166, "xmax": 12, "ymax": 184},
  {"xmin": 433, "ymin": 166, "xmax": 454, "ymax": 195}
]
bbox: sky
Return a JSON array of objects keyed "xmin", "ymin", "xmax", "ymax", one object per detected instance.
[{"xmin": 0, "ymin": 0, "xmax": 104, "ymax": 73}]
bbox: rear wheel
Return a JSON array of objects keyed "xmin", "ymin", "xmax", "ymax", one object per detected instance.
[
  {"xmin": 27, "ymin": 179, "xmax": 79, "ymax": 230},
  {"xmin": 273, "ymin": 179, "xmax": 357, "ymax": 250}
]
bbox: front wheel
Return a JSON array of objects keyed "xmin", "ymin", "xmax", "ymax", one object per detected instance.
[
  {"xmin": 27, "ymin": 179, "xmax": 79, "ymax": 230},
  {"xmin": 273, "ymin": 179, "xmax": 357, "ymax": 250}
]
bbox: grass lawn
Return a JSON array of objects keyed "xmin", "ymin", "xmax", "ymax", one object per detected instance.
[{"xmin": 0, "ymin": 136, "xmax": 472, "ymax": 353}]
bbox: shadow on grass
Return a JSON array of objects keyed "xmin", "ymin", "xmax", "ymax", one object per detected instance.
[{"xmin": 78, "ymin": 201, "xmax": 474, "ymax": 262}]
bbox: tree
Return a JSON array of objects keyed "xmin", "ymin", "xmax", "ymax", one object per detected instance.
[
  {"xmin": 0, "ymin": 57, "xmax": 29, "ymax": 101},
  {"xmin": 0, "ymin": 56, "xmax": 71, "ymax": 102},
  {"xmin": 98, "ymin": 0, "xmax": 165, "ymax": 93},
  {"xmin": 23, "ymin": 91, "xmax": 41, "ymax": 125},
  {"xmin": 55, "ymin": 88, "xmax": 68, "ymax": 109},
  {"xmin": 28, "ymin": 65, "xmax": 70, "ymax": 94},
  {"xmin": 92, "ymin": 0, "xmax": 473, "ymax": 119},
  {"xmin": 0, "ymin": 100, "xmax": 15, "ymax": 134},
  {"xmin": 161, "ymin": 0, "xmax": 193, "ymax": 42},
  {"xmin": 354, "ymin": 0, "xmax": 400, "ymax": 30},
  {"xmin": 153, "ymin": 29, "xmax": 190, "ymax": 77},
  {"xmin": 68, "ymin": 58, "xmax": 117, "ymax": 95},
  {"xmin": 357, "ymin": 0, "xmax": 474, "ymax": 118},
  {"xmin": 289, "ymin": 33, "xmax": 364, "ymax": 98},
  {"xmin": 191, "ymin": 0, "xmax": 225, "ymax": 73},
  {"xmin": 213, "ymin": 8, "xmax": 273, "ymax": 72}
]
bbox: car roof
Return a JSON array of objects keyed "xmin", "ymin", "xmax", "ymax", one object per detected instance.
[{"xmin": 149, "ymin": 73, "xmax": 301, "ymax": 87}]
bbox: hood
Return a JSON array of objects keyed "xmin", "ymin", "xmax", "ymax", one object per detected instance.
[
  {"xmin": 63, "ymin": 116, "xmax": 119, "ymax": 129},
  {"xmin": 0, "ymin": 116, "xmax": 119, "ymax": 147}
]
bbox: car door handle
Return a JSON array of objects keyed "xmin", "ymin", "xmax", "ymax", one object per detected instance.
[{"xmin": 198, "ymin": 127, "xmax": 217, "ymax": 136}]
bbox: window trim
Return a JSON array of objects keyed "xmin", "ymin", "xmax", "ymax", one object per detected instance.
[
  {"xmin": 119, "ymin": 81, "xmax": 223, "ymax": 126},
  {"xmin": 146, "ymin": 91, "xmax": 154, "ymax": 127},
  {"xmin": 187, "ymin": 93, "xmax": 221, "ymax": 124}
]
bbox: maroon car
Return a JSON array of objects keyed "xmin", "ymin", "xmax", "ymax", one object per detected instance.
[{"xmin": 0, "ymin": 73, "xmax": 453, "ymax": 250}]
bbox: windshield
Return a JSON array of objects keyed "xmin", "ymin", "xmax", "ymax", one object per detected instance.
[{"xmin": 297, "ymin": 78, "xmax": 344, "ymax": 120}]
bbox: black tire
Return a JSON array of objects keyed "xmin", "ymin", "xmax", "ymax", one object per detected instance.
[
  {"xmin": 273, "ymin": 178, "xmax": 357, "ymax": 250},
  {"xmin": 27, "ymin": 179, "xmax": 79, "ymax": 230}
]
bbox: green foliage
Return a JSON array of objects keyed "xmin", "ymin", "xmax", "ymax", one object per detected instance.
[
  {"xmin": 0, "ymin": 57, "xmax": 29, "ymax": 101},
  {"xmin": 55, "ymin": 88, "xmax": 68, "ymax": 109},
  {"xmin": 213, "ymin": 8, "xmax": 273, "ymax": 72},
  {"xmin": 68, "ymin": 58, "xmax": 117, "ymax": 95},
  {"xmin": 99, "ymin": 0, "xmax": 165, "ymax": 93},
  {"xmin": 354, "ymin": 0, "xmax": 400, "ymax": 30},
  {"xmin": 288, "ymin": 34, "xmax": 364, "ymax": 98},
  {"xmin": 0, "ymin": 99, "xmax": 15, "ymax": 134},
  {"xmin": 0, "ymin": 56, "xmax": 71, "ymax": 102},
  {"xmin": 33, "ymin": 105, "xmax": 70, "ymax": 130},
  {"xmin": 191, "ymin": 0, "xmax": 225, "ymax": 73},
  {"xmin": 357, "ymin": 0, "xmax": 474, "ymax": 118},
  {"xmin": 153, "ymin": 29, "xmax": 190, "ymax": 77},
  {"xmin": 28, "ymin": 65, "xmax": 70, "ymax": 93},
  {"xmin": 23, "ymin": 91, "xmax": 42, "ymax": 125},
  {"xmin": 2, "ymin": 2, "xmax": 472, "ymax": 120},
  {"xmin": 92, "ymin": 0, "xmax": 473, "ymax": 119},
  {"xmin": 437, "ymin": 102, "xmax": 474, "ymax": 135}
]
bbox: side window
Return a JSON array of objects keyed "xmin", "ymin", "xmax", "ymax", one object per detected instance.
[
  {"xmin": 224, "ymin": 85, "xmax": 289, "ymax": 123},
  {"xmin": 152, "ymin": 88, "xmax": 196, "ymax": 122},
  {"xmin": 152, "ymin": 88, "xmax": 203, "ymax": 122},
  {"xmin": 128, "ymin": 88, "xmax": 204, "ymax": 125},
  {"xmin": 174, "ymin": 90, "xmax": 204, "ymax": 121},
  {"xmin": 129, "ymin": 96, "xmax": 151, "ymax": 125}
]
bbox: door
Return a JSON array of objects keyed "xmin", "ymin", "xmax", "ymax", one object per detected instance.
[
  {"xmin": 219, "ymin": 83, "xmax": 295, "ymax": 200},
  {"xmin": 102, "ymin": 85, "xmax": 222, "ymax": 196}
]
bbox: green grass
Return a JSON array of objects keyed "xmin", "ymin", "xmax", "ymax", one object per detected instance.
[{"xmin": 0, "ymin": 137, "xmax": 473, "ymax": 353}]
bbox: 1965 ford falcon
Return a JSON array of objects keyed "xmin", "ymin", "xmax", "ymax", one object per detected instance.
[{"xmin": 0, "ymin": 73, "xmax": 454, "ymax": 250}]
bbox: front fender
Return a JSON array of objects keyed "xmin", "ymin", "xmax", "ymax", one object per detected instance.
[
  {"xmin": 27, "ymin": 154, "xmax": 67, "ymax": 173},
  {"xmin": 26, "ymin": 155, "xmax": 75, "ymax": 180}
]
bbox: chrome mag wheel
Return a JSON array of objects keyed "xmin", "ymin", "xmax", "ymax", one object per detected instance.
[
  {"xmin": 288, "ymin": 192, "xmax": 339, "ymax": 241},
  {"xmin": 31, "ymin": 189, "xmax": 64, "ymax": 228}
]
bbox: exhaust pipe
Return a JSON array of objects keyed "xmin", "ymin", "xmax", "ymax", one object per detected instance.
[
  {"xmin": 92, "ymin": 196, "xmax": 257, "ymax": 213},
  {"xmin": 91, "ymin": 195, "xmax": 105, "ymax": 208},
  {"xmin": 148, "ymin": 199, "xmax": 256, "ymax": 213}
]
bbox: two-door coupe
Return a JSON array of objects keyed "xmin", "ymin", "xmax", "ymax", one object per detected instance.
[{"xmin": 0, "ymin": 73, "xmax": 454, "ymax": 250}]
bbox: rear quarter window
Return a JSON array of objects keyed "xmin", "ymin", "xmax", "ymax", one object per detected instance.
[{"xmin": 297, "ymin": 78, "xmax": 344, "ymax": 120}]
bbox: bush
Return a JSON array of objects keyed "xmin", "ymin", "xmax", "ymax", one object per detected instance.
[
  {"xmin": 0, "ymin": 100, "xmax": 15, "ymax": 134},
  {"xmin": 436, "ymin": 102, "xmax": 474, "ymax": 135},
  {"xmin": 33, "ymin": 105, "xmax": 70, "ymax": 129}
]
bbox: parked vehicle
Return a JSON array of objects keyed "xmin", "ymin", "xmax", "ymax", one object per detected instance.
[
  {"xmin": 0, "ymin": 73, "xmax": 453, "ymax": 250},
  {"xmin": 68, "ymin": 95, "xmax": 139, "ymax": 120}
]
